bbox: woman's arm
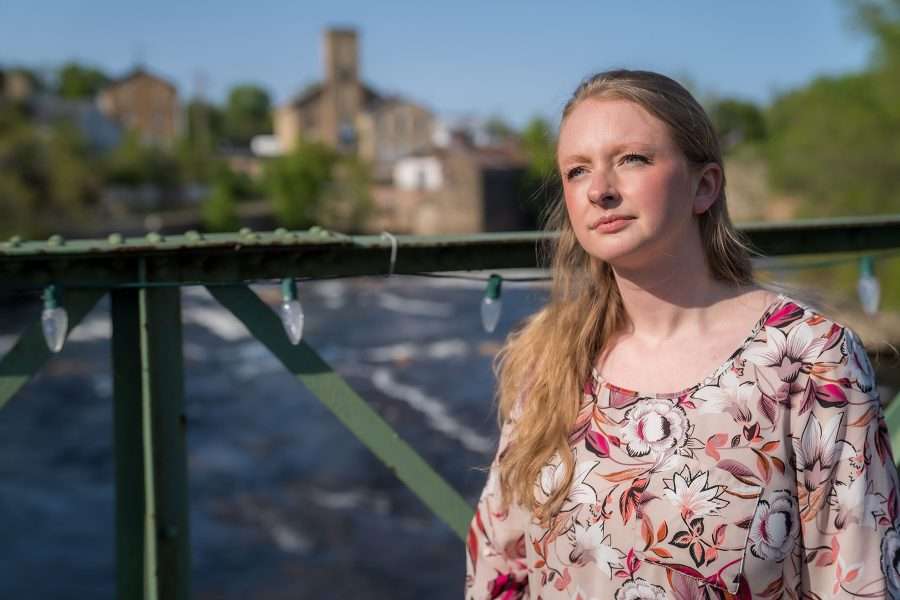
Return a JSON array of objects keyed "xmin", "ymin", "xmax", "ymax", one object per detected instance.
[
  {"xmin": 794, "ymin": 326, "xmax": 900, "ymax": 598},
  {"xmin": 465, "ymin": 414, "xmax": 531, "ymax": 600}
]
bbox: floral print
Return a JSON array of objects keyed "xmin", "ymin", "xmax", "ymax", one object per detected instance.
[
  {"xmin": 621, "ymin": 400, "xmax": 690, "ymax": 457},
  {"xmin": 748, "ymin": 489, "xmax": 798, "ymax": 561},
  {"xmin": 465, "ymin": 294, "xmax": 900, "ymax": 599},
  {"xmin": 661, "ymin": 465, "xmax": 729, "ymax": 519},
  {"xmin": 614, "ymin": 577, "xmax": 667, "ymax": 600},
  {"xmin": 881, "ymin": 527, "xmax": 900, "ymax": 597}
]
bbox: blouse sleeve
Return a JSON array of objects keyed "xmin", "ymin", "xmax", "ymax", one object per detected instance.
[
  {"xmin": 793, "ymin": 325, "xmax": 900, "ymax": 598},
  {"xmin": 465, "ymin": 412, "xmax": 531, "ymax": 599}
]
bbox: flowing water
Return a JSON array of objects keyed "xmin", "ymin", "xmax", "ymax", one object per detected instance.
[{"xmin": 0, "ymin": 273, "xmax": 550, "ymax": 599}]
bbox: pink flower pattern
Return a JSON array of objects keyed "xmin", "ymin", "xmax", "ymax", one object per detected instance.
[{"xmin": 465, "ymin": 295, "xmax": 900, "ymax": 599}]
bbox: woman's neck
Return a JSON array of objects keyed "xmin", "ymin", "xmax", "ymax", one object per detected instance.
[{"xmin": 610, "ymin": 249, "xmax": 759, "ymax": 344}]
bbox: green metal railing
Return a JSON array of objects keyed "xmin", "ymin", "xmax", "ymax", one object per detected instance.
[{"xmin": 2, "ymin": 214, "xmax": 900, "ymax": 599}]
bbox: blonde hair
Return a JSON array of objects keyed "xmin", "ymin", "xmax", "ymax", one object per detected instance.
[{"xmin": 493, "ymin": 69, "xmax": 758, "ymax": 525}]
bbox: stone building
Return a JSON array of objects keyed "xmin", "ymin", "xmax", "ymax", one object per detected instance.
[
  {"xmin": 274, "ymin": 28, "xmax": 434, "ymax": 169},
  {"xmin": 276, "ymin": 27, "xmax": 537, "ymax": 235},
  {"xmin": 367, "ymin": 133, "xmax": 532, "ymax": 234},
  {"xmin": 97, "ymin": 67, "xmax": 180, "ymax": 145}
]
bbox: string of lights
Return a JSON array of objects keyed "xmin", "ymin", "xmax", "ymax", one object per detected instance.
[{"xmin": 16, "ymin": 240, "xmax": 899, "ymax": 353}]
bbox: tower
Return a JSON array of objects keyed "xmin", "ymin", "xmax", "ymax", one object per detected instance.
[{"xmin": 322, "ymin": 28, "xmax": 362, "ymax": 152}]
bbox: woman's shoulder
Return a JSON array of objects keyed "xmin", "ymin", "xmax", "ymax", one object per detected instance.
[
  {"xmin": 743, "ymin": 291, "xmax": 877, "ymax": 399},
  {"xmin": 762, "ymin": 292, "xmax": 867, "ymax": 353}
]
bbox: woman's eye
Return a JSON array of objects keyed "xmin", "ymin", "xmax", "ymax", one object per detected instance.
[
  {"xmin": 621, "ymin": 153, "xmax": 650, "ymax": 165},
  {"xmin": 565, "ymin": 166, "xmax": 586, "ymax": 180}
]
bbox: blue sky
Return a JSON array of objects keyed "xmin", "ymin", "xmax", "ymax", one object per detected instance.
[{"xmin": 1, "ymin": 1, "xmax": 874, "ymax": 127}]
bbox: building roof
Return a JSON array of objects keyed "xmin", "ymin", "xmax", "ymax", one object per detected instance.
[
  {"xmin": 103, "ymin": 66, "xmax": 177, "ymax": 93},
  {"xmin": 285, "ymin": 81, "xmax": 382, "ymax": 110},
  {"xmin": 287, "ymin": 83, "xmax": 323, "ymax": 108}
]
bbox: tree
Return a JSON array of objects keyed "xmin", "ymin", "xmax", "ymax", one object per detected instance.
[
  {"xmin": 184, "ymin": 99, "xmax": 225, "ymax": 149},
  {"xmin": 201, "ymin": 168, "xmax": 240, "ymax": 232},
  {"xmin": 223, "ymin": 84, "xmax": 272, "ymax": 146},
  {"xmin": 766, "ymin": 72, "xmax": 897, "ymax": 218},
  {"xmin": 763, "ymin": 0, "xmax": 900, "ymax": 219},
  {"xmin": 56, "ymin": 62, "xmax": 109, "ymax": 99},
  {"xmin": 519, "ymin": 117, "xmax": 559, "ymax": 222},
  {"xmin": 319, "ymin": 155, "xmax": 374, "ymax": 233},
  {"xmin": 265, "ymin": 141, "xmax": 337, "ymax": 229},
  {"xmin": 761, "ymin": 0, "xmax": 900, "ymax": 308},
  {"xmin": 105, "ymin": 131, "xmax": 181, "ymax": 189},
  {"xmin": 0, "ymin": 104, "xmax": 99, "ymax": 237},
  {"xmin": 708, "ymin": 98, "xmax": 766, "ymax": 151}
]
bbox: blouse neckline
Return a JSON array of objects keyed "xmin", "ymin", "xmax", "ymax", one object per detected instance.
[{"xmin": 590, "ymin": 292, "xmax": 788, "ymax": 399}]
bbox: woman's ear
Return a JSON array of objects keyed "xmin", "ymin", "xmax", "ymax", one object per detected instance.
[{"xmin": 691, "ymin": 162, "xmax": 723, "ymax": 215}]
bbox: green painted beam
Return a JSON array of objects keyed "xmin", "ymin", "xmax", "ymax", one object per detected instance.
[
  {"xmin": 2, "ymin": 215, "xmax": 900, "ymax": 289},
  {"xmin": 0, "ymin": 288, "xmax": 106, "ymax": 409},
  {"xmin": 739, "ymin": 214, "xmax": 900, "ymax": 257},
  {"xmin": 208, "ymin": 284, "xmax": 475, "ymax": 540},
  {"xmin": 110, "ymin": 280, "xmax": 191, "ymax": 600},
  {"xmin": 138, "ymin": 283, "xmax": 191, "ymax": 600},
  {"xmin": 111, "ymin": 288, "xmax": 146, "ymax": 599}
]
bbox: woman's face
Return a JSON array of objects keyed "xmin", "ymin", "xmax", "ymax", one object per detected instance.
[{"xmin": 557, "ymin": 97, "xmax": 715, "ymax": 271}]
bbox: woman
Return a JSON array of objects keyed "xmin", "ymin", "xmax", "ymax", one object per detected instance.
[{"xmin": 465, "ymin": 70, "xmax": 900, "ymax": 599}]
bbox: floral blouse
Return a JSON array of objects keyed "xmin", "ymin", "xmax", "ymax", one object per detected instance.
[{"xmin": 465, "ymin": 294, "xmax": 900, "ymax": 599}]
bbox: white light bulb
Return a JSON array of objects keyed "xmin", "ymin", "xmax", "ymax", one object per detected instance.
[
  {"xmin": 481, "ymin": 297, "xmax": 502, "ymax": 333},
  {"xmin": 279, "ymin": 278, "xmax": 304, "ymax": 345},
  {"xmin": 481, "ymin": 274, "xmax": 503, "ymax": 333},
  {"xmin": 858, "ymin": 275, "xmax": 880, "ymax": 316},
  {"xmin": 858, "ymin": 257, "xmax": 880, "ymax": 316},
  {"xmin": 41, "ymin": 285, "xmax": 68, "ymax": 353},
  {"xmin": 280, "ymin": 299, "xmax": 304, "ymax": 345}
]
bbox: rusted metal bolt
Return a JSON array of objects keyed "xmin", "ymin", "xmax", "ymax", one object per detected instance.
[
  {"xmin": 47, "ymin": 234, "xmax": 64, "ymax": 247},
  {"xmin": 107, "ymin": 233, "xmax": 123, "ymax": 245},
  {"xmin": 146, "ymin": 232, "xmax": 163, "ymax": 243}
]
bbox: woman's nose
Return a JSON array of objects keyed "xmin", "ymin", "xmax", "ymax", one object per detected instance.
[{"xmin": 587, "ymin": 173, "xmax": 618, "ymax": 205}]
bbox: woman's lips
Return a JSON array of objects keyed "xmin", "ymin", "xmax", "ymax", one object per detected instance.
[{"xmin": 591, "ymin": 217, "xmax": 634, "ymax": 233}]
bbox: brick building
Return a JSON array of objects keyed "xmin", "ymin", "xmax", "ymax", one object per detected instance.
[{"xmin": 97, "ymin": 67, "xmax": 180, "ymax": 145}]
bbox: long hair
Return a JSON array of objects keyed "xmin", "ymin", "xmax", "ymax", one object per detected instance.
[{"xmin": 492, "ymin": 69, "xmax": 758, "ymax": 525}]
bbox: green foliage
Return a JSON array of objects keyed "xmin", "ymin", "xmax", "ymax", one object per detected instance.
[
  {"xmin": 184, "ymin": 99, "xmax": 225, "ymax": 148},
  {"xmin": 521, "ymin": 117, "xmax": 557, "ymax": 179},
  {"xmin": 762, "ymin": 1, "xmax": 900, "ymax": 219},
  {"xmin": 174, "ymin": 135, "xmax": 215, "ymax": 184},
  {"xmin": 0, "ymin": 105, "xmax": 98, "ymax": 237},
  {"xmin": 45, "ymin": 123, "xmax": 98, "ymax": 216},
  {"xmin": 176, "ymin": 101, "xmax": 229, "ymax": 184},
  {"xmin": 57, "ymin": 62, "xmax": 109, "ymax": 99},
  {"xmin": 223, "ymin": 84, "xmax": 272, "ymax": 146},
  {"xmin": 758, "ymin": 0, "xmax": 900, "ymax": 309},
  {"xmin": 201, "ymin": 167, "xmax": 240, "ymax": 232},
  {"xmin": 319, "ymin": 155, "xmax": 375, "ymax": 233},
  {"xmin": 105, "ymin": 131, "xmax": 181, "ymax": 188},
  {"xmin": 708, "ymin": 98, "xmax": 766, "ymax": 150},
  {"xmin": 265, "ymin": 141, "xmax": 337, "ymax": 229},
  {"xmin": 519, "ymin": 116, "xmax": 560, "ymax": 222},
  {"xmin": 765, "ymin": 70, "xmax": 900, "ymax": 219},
  {"xmin": 852, "ymin": 0, "xmax": 900, "ymax": 71}
]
